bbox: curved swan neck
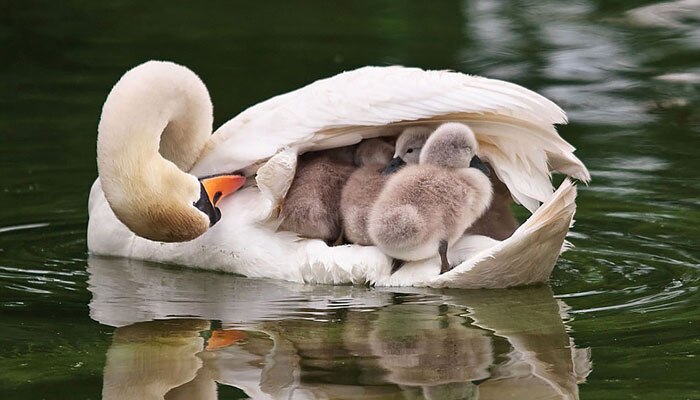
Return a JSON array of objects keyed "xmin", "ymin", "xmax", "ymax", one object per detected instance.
[
  {"xmin": 96, "ymin": 61, "xmax": 214, "ymax": 242},
  {"xmin": 97, "ymin": 61, "xmax": 213, "ymax": 174}
]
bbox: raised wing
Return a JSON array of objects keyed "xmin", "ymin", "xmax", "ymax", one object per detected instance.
[{"xmin": 190, "ymin": 66, "xmax": 589, "ymax": 212}]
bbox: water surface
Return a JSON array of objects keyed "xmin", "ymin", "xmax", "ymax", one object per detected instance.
[{"xmin": 1, "ymin": 1, "xmax": 698, "ymax": 399}]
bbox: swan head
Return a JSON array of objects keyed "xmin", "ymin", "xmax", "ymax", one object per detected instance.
[
  {"xmin": 383, "ymin": 126, "xmax": 433, "ymax": 174},
  {"xmin": 97, "ymin": 60, "xmax": 246, "ymax": 243},
  {"xmin": 100, "ymin": 149, "xmax": 246, "ymax": 243},
  {"xmin": 420, "ymin": 123, "xmax": 490, "ymax": 175}
]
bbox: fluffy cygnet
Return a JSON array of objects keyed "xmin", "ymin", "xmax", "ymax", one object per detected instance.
[
  {"xmin": 383, "ymin": 126, "xmax": 434, "ymax": 174},
  {"xmin": 464, "ymin": 168, "xmax": 519, "ymax": 240},
  {"xmin": 341, "ymin": 139, "xmax": 395, "ymax": 245},
  {"xmin": 368, "ymin": 123, "xmax": 493, "ymax": 274},
  {"xmin": 279, "ymin": 149, "xmax": 355, "ymax": 243},
  {"xmin": 341, "ymin": 126, "xmax": 433, "ymax": 246},
  {"xmin": 391, "ymin": 125, "xmax": 518, "ymax": 241}
]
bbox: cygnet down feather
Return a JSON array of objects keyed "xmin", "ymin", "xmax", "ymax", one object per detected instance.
[
  {"xmin": 383, "ymin": 126, "xmax": 434, "ymax": 174},
  {"xmin": 464, "ymin": 168, "xmax": 519, "ymax": 240},
  {"xmin": 368, "ymin": 123, "xmax": 493, "ymax": 274},
  {"xmin": 279, "ymin": 149, "xmax": 355, "ymax": 242},
  {"xmin": 341, "ymin": 139, "xmax": 395, "ymax": 245}
]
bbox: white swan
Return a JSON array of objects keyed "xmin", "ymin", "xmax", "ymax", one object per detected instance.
[{"xmin": 87, "ymin": 60, "xmax": 589, "ymax": 288}]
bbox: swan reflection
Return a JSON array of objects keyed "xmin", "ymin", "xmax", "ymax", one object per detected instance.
[{"xmin": 89, "ymin": 256, "xmax": 590, "ymax": 399}]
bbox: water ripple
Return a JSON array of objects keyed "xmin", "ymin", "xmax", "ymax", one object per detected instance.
[{"xmin": 0, "ymin": 222, "xmax": 50, "ymax": 234}]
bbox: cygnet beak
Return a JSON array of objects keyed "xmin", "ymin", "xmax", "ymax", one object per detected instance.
[
  {"xmin": 195, "ymin": 174, "xmax": 246, "ymax": 227},
  {"xmin": 469, "ymin": 155, "xmax": 491, "ymax": 176},
  {"xmin": 383, "ymin": 157, "xmax": 406, "ymax": 175}
]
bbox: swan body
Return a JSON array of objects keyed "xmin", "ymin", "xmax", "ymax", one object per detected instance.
[{"xmin": 87, "ymin": 61, "xmax": 588, "ymax": 289}]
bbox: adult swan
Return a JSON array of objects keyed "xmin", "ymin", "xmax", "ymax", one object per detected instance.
[{"xmin": 88, "ymin": 61, "xmax": 589, "ymax": 289}]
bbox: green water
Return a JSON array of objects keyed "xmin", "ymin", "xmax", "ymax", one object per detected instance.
[{"xmin": 1, "ymin": 1, "xmax": 698, "ymax": 399}]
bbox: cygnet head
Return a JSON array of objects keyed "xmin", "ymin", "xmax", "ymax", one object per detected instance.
[
  {"xmin": 383, "ymin": 126, "xmax": 433, "ymax": 174},
  {"xmin": 354, "ymin": 138, "xmax": 394, "ymax": 166},
  {"xmin": 420, "ymin": 123, "xmax": 490, "ymax": 175}
]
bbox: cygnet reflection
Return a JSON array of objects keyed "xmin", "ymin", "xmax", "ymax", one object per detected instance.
[{"xmin": 90, "ymin": 257, "xmax": 591, "ymax": 400}]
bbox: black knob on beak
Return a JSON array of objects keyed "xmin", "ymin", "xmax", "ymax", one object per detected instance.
[
  {"xmin": 383, "ymin": 157, "xmax": 406, "ymax": 175},
  {"xmin": 470, "ymin": 155, "xmax": 491, "ymax": 176},
  {"xmin": 194, "ymin": 182, "xmax": 222, "ymax": 227}
]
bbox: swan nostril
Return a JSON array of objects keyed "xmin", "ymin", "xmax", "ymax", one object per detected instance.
[{"xmin": 213, "ymin": 191, "xmax": 223, "ymax": 204}]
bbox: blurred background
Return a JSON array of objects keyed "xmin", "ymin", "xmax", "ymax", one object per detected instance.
[{"xmin": 1, "ymin": 1, "xmax": 698, "ymax": 399}]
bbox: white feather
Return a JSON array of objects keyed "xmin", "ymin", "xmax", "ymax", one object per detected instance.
[{"xmin": 189, "ymin": 67, "xmax": 588, "ymax": 214}]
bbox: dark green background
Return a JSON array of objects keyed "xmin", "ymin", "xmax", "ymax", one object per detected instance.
[{"xmin": 1, "ymin": 1, "xmax": 698, "ymax": 399}]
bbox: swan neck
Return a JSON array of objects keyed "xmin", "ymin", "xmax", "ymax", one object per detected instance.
[
  {"xmin": 97, "ymin": 62, "xmax": 213, "ymax": 175},
  {"xmin": 95, "ymin": 61, "xmax": 214, "ymax": 241}
]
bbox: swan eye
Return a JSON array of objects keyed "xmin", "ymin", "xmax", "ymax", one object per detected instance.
[{"xmin": 406, "ymin": 148, "xmax": 414, "ymax": 154}]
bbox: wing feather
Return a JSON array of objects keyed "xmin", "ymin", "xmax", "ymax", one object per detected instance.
[{"xmin": 190, "ymin": 66, "xmax": 587, "ymax": 212}]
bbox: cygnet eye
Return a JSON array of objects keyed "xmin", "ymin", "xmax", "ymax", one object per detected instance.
[{"xmin": 406, "ymin": 148, "xmax": 414, "ymax": 154}]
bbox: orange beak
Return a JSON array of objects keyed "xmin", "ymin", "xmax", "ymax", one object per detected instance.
[
  {"xmin": 200, "ymin": 174, "xmax": 246, "ymax": 206},
  {"xmin": 206, "ymin": 329, "xmax": 247, "ymax": 350}
]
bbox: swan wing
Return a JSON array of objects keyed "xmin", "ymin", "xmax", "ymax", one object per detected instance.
[
  {"xmin": 428, "ymin": 178, "xmax": 577, "ymax": 289},
  {"xmin": 191, "ymin": 66, "xmax": 587, "ymax": 212}
]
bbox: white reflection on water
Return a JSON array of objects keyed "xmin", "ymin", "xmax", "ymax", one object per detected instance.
[
  {"xmin": 655, "ymin": 71, "xmax": 700, "ymax": 84},
  {"xmin": 89, "ymin": 257, "xmax": 590, "ymax": 400},
  {"xmin": 0, "ymin": 222, "xmax": 50, "ymax": 234},
  {"xmin": 627, "ymin": 0, "xmax": 700, "ymax": 33}
]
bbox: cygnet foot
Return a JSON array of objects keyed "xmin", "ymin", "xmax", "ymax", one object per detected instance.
[
  {"xmin": 438, "ymin": 239, "xmax": 454, "ymax": 274},
  {"xmin": 390, "ymin": 258, "xmax": 405, "ymax": 274}
]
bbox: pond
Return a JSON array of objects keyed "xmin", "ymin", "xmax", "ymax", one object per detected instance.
[{"xmin": 1, "ymin": 1, "xmax": 698, "ymax": 399}]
